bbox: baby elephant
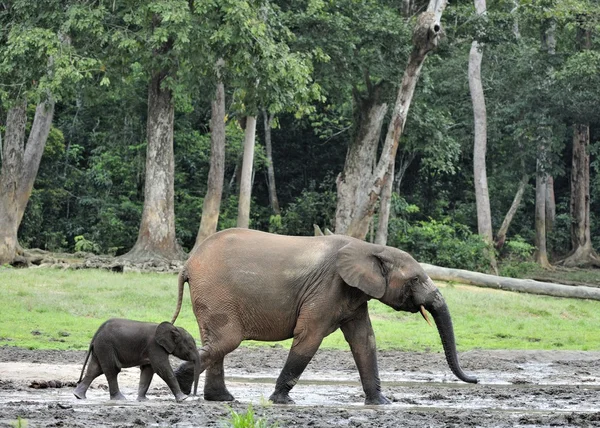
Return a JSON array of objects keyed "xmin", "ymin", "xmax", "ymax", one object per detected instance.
[{"xmin": 73, "ymin": 318, "xmax": 200, "ymax": 402}]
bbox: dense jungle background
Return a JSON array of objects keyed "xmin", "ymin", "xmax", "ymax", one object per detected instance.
[{"xmin": 1, "ymin": 0, "xmax": 600, "ymax": 276}]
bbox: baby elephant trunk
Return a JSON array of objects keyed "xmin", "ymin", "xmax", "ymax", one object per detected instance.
[{"xmin": 192, "ymin": 352, "xmax": 201, "ymax": 396}]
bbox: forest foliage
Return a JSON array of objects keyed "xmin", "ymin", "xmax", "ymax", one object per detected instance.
[{"xmin": 1, "ymin": 0, "xmax": 599, "ymax": 272}]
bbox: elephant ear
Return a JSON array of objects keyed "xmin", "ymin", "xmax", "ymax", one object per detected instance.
[
  {"xmin": 155, "ymin": 322, "xmax": 181, "ymax": 353},
  {"xmin": 336, "ymin": 241, "xmax": 390, "ymax": 298}
]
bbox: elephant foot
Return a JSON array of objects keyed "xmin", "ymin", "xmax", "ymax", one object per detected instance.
[
  {"xmin": 136, "ymin": 396, "xmax": 149, "ymax": 402},
  {"xmin": 269, "ymin": 392, "xmax": 295, "ymax": 405},
  {"xmin": 204, "ymin": 390, "xmax": 234, "ymax": 402},
  {"xmin": 73, "ymin": 387, "xmax": 86, "ymax": 400},
  {"xmin": 364, "ymin": 393, "xmax": 391, "ymax": 405},
  {"xmin": 175, "ymin": 393, "xmax": 189, "ymax": 403},
  {"xmin": 110, "ymin": 392, "xmax": 127, "ymax": 401}
]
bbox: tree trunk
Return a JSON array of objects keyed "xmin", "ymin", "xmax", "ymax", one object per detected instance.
[
  {"xmin": 263, "ymin": 109, "xmax": 280, "ymax": 215},
  {"xmin": 193, "ymin": 81, "xmax": 226, "ymax": 251},
  {"xmin": 393, "ymin": 152, "xmax": 416, "ymax": 194},
  {"xmin": 335, "ymin": 88, "xmax": 388, "ymax": 236},
  {"xmin": 558, "ymin": 20, "xmax": 600, "ymax": 268},
  {"xmin": 422, "ymin": 263, "xmax": 600, "ymax": 301},
  {"xmin": 375, "ymin": 160, "xmax": 394, "ymax": 245},
  {"xmin": 559, "ymin": 125, "xmax": 600, "ymax": 267},
  {"xmin": 336, "ymin": 1, "xmax": 446, "ymax": 239},
  {"xmin": 545, "ymin": 175, "xmax": 556, "ymax": 231},
  {"xmin": 237, "ymin": 115, "xmax": 257, "ymax": 229},
  {"xmin": 469, "ymin": 0, "xmax": 497, "ymax": 273},
  {"xmin": 534, "ymin": 164, "xmax": 552, "ymax": 268},
  {"xmin": 495, "ymin": 173, "xmax": 528, "ymax": 249},
  {"xmin": 0, "ymin": 97, "xmax": 55, "ymax": 265},
  {"xmin": 469, "ymin": 21, "xmax": 488, "ymax": 228},
  {"xmin": 120, "ymin": 72, "xmax": 184, "ymax": 262}
]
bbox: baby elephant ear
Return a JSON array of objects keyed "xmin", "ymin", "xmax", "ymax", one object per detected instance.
[
  {"xmin": 155, "ymin": 322, "xmax": 181, "ymax": 353},
  {"xmin": 336, "ymin": 241, "xmax": 388, "ymax": 298}
]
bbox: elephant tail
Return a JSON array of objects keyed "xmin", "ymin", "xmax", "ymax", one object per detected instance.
[
  {"xmin": 171, "ymin": 267, "xmax": 189, "ymax": 324},
  {"xmin": 77, "ymin": 343, "xmax": 93, "ymax": 383}
]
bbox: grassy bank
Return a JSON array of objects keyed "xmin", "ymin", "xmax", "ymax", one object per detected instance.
[{"xmin": 1, "ymin": 268, "xmax": 598, "ymax": 352}]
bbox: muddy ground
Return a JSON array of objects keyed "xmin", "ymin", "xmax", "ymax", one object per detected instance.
[{"xmin": 0, "ymin": 346, "xmax": 599, "ymax": 427}]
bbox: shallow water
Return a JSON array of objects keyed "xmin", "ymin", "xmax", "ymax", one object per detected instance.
[{"xmin": 1, "ymin": 347, "xmax": 599, "ymax": 427}]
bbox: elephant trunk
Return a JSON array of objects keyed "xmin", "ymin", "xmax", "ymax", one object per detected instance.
[{"xmin": 426, "ymin": 289, "xmax": 478, "ymax": 384}]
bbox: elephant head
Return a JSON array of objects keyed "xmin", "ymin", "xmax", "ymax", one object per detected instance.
[
  {"xmin": 156, "ymin": 322, "xmax": 201, "ymax": 395},
  {"xmin": 336, "ymin": 241, "xmax": 478, "ymax": 384}
]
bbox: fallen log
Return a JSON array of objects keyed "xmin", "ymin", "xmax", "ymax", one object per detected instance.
[{"xmin": 421, "ymin": 263, "xmax": 600, "ymax": 301}]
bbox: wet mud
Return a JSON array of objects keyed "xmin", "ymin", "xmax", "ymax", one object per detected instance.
[{"xmin": 0, "ymin": 346, "xmax": 599, "ymax": 427}]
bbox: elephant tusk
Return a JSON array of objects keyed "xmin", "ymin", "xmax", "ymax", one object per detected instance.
[{"xmin": 420, "ymin": 305, "xmax": 433, "ymax": 327}]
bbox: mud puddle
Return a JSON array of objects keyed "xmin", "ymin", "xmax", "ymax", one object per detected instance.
[{"xmin": 1, "ymin": 347, "xmax": 599, "ymax": 427}]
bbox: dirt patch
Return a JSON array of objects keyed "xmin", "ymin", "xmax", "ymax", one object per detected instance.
[{"xmin": 0, "ymin": 346, "xmax": 599, "ymax": 427}]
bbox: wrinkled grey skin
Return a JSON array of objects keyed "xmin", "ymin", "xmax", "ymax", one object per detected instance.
[
  {"xmin": 73, "ymin": 319, "xmax": 200, "ymax": 402},
  {"xmin": 172, "ymin": 229, "xmax": 477, "ymax": 405}
]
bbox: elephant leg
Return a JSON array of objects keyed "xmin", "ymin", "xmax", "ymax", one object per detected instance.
[
  {"xmin": 137, "ymin": 364, "xmax": 154, "ymax": 401},
  {"xmin": 105, "ymin": 367, "xmax": 126, "ymax": 400},
  {"xmin": 73, "ymin": 355, "xmax": 103, "ymax": 399},
  {"xmin": 269, "ymin": 319, "xmax": 324, "ymax": 404},
  {"xmin": 152, "ymin": 359, "xmax": 188, "ymax": 403},
  {"xmin": 340, "ymin": 304, "xmax": 390, "ymax": 405},
  {"xmin": 174, "ymin": 322, "xmax": 242, "ymax": 400},
  {"xmin": 204, "ymin": 360, "xmax": 234, "ymax": 401}
]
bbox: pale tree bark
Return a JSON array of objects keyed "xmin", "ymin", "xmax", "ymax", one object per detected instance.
[
  {"xmin": 237, "ymin": 115, "xmax": 257, "ymax": 228},
  {"xmin": 545, "ymin": 175, "xmax": 556, "ymax": 231},
  {"xmin": 495, "ymin": 173, "xmax": 528, "ymax": 249},
  {"xmin": 335, "ymin": 85, "xmax": 388, "ymax": 236},
  {"xmin": 120, "ymin": 71, "xmax": 184, "ymax": 262},
  {"xmin": 0, "ymin": 97, "xmax": 55, "ymax": 265},
  {"xmin": 534, "ymin": 163, "xmax": 552, "ymax": 268},
  {"xmin": 336, "ymin": 0, "xmax": 446, "ymax": 239},
  {"xmin": 533, "ymin": 19, "xmax": 557, "ymax": 268},
  {"xmin": 263, "ymin": 109, "xmax": 280, "ymax": 215},
  {"xmin": 193, "ymin": 80, "xmax": 226, "ymax": 251},
  {"xmin": 469, "ymin": 0, "xmax": 497, "ymax": 273},
  {"xmin": 559, "ymin": 125, "xmax": 600, "ymax": 267},
  {"xmin": 542, "ymin": 19, "xmax": 556, "ymax": 234},
  {"xmin": 393, "ymin": 152, "xmax": 416, "ymax": 195},
  {"xmin": 375, "ymin": 160, "xmax": 394, "ymax": 245}
]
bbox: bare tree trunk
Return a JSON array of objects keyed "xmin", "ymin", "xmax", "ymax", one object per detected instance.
[
  {"xmin": 534, "ymin": 164, "xmax": 552, "ymax": 268},
  {"xmin": 469, "ymin": 0, "xmax": 497, "ymax": 273},
  {"xmin": 545, "ymin": 175, "xmax": 556, "ymax": 231},
  {"xmin": 263, "ymin": 109, "xmax": 280, "ymax": 215},
  {"xmin": 337, "ymin": 1, "xmax": 446, "ymax": 239},
  {"xmin": 237, "ymin": 115, "xmax": 257, "ymax": 229},
  {"xmin": 559, "ymin": 125, "xmax": 600, "ymax": 267},
  {"xmin": 120, "ymin": 72, "xmax": 184, "ymax": 262},
  {"xmin": 495, "ymin": 174, "xmax": 528, "ymax": 249},
  {"xmin": 0, "ymin": 97, "xmax": 55, "ymax": 265},
  {"xmin": 393, "ymin": 152, "xmax": 416, "ymax": 194},
  {"xmin": 193, "ymin": 81, "xmax": 226, "ymax": 250},
  {"xmin": 335, "ymin": 88, "xmax": 388, "ymax": 236},
  {"xmin": 375, "ymin": 160, "xmax": 394, "ymax": 245},
  {"xmin": 558, "ymin": 19, "xmax": 600, "ymax": 268}
]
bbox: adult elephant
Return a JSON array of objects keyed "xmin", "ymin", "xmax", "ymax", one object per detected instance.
[{"xmin": 172, "ymin": 228, "xmax": 477, "ymax": 405}]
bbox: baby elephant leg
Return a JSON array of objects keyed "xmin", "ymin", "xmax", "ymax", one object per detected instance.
[
  {"xmin": 105, "ymin": 367, "xmax": 126, "ymax": 400},
  {"xmin": 137, "ymin": 364, "xmax": 154, "ymax": 401}
]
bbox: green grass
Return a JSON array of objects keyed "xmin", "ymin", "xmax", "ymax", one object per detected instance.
[
  {"xmin": 0, "ymin": 268, "xmax": 599, "ymax": 351},
  {"xmin": 224, "ymin": 404, "xmax": 277, "ymax": 428}
]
